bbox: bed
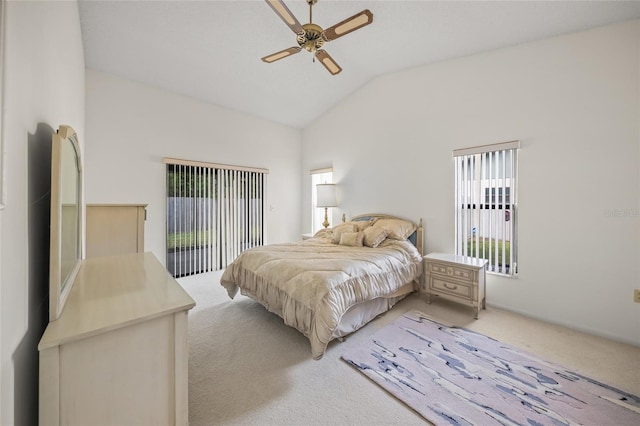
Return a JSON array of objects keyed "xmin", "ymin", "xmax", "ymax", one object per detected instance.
[{"xmin": 220, "ymin": 214, "xmax": 424, "ymax": 359}]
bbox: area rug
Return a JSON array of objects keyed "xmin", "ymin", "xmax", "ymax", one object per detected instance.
[{"xmin": 341, "ymin": 310, "xmax": 640, "ymax": 425}]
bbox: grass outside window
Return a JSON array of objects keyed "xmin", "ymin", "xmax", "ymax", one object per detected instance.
[
  {"xmin": 467, "ymin": 237, "xmax": 511, "ymax": 267},
  {"xmin": 168, "ymin": 231, "xmax": 214, "ymax": 251}
]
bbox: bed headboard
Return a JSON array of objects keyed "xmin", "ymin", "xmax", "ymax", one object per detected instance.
[{"xmin": 348, "ymin": 213, "xmax": 424, "ymax": 256}]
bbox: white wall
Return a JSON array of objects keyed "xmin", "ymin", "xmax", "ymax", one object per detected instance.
[
  {"xmin": 0, "ymin": 5, "xmax": 633, "ymax": 424},
  {"xmin": 0, "ymin": 1, "xmax": 85, "ymax": 424},
  {"xmin": 85, "ymin": 69, "xmax": 302, "ymax": 264},
  {"xmin": 302, "ymin": 20, "xmax": 640, "ymax": 345}
]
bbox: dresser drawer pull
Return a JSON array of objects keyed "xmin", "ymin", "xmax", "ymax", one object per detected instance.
[{"xmin": 444, "ymin": 283, "xmax": 458, "ymax": 290}]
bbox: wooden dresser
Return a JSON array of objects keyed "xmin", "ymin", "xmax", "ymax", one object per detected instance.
[
  {"xmin": 38, "ymin": 252, "xmax": 195, "ymax": 425},
  {"xmin": 423, "ymin": 253, "xmax": 487, "ymax": 319}
]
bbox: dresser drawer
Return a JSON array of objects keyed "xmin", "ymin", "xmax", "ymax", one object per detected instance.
[
  {"xmin": 430, "ymin": 277, "xmax": 472, "ymax": 300},
  {"xmin": 427, "ymin": 262, "xmax": 474, "ymax": 283}
]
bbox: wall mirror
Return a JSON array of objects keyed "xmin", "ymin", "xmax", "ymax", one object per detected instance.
[{"xmin": 49, "ymin": 125, "xmax": 83, "ymax": 321}]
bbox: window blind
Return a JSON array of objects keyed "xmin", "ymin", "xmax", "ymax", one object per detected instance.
[
  {"xmin": 453, "ymin": 141, "xmax": 519, "ymax": 276},
  {"xmin": 165, "ymin": 158, "xmax": 267, "ymax": 278}
]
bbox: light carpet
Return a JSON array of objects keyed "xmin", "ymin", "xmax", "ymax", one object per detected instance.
[
  {"xmin": 181, "ymin": 271, "xmax": 640, "ymax": 425},
  {"xmin": 341, "ymin": 310, "xmax": 640, "ymax": 426}
]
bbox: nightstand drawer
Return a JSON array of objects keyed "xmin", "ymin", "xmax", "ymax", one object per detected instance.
[
  {"xmin": 450, "ymin": 266, "xmax": 473, "ymax": 282},
  {"xmin": 430, "ymin": 277, "xmax": 472, "ymax": 299},
  {"xmin": 428, "ymin": 263, "xmax": 449, "ymax": 275},
  {"xmin": 427, "ymin": 263, "xmax": 474, "ymax": 283}
]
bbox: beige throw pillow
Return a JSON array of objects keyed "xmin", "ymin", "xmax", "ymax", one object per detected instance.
[
  {"xmin": 372, "ymin": 218, "xmax": 416, "ymax": 240},
  {"xmin": 339, "ymin": 231, "xmax": 364, "ymax": 247},
  {"xmin": 343, "ymin": 219, "xmax": 373, "ymax": 232},
  {"xmin": 331, "ymin": 223, "xmax": 356, "ymax": 244},
  {"xmin": 363, "ymin": 227, "xmax": 389, "ymax": 248}
]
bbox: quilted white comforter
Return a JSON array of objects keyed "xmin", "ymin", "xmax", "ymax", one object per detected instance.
[{"xmin": 220, "ymin": 236, "xmax": 423, "ymax": 359}]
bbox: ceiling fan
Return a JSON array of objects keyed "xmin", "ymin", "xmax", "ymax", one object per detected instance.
[{"xmin": 262, "ymin": 0, "xmax": 373, "ymax": 75}]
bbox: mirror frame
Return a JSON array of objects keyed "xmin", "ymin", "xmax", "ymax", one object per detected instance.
[{"xmin": 49, "ymin": 125, "xmax": 83, "ymax": 321}]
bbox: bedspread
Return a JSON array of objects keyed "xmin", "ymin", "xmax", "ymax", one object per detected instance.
[{"xmin": 220, "ymin": 237, "xmax": 423, "ymax": 359}]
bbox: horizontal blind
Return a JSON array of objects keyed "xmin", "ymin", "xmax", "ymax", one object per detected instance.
[
  {"xmin": 454, "ymin": 141, "xmax": 519, "ymax": 276},
  {"xmin": 166, "ymin": 159, "xmax": 267, "ymax": 278}
]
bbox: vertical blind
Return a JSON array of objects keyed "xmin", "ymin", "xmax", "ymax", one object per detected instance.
[
  {"xmin": 453, "ymin": 141, "xmax": 519, "ymax": 276},
  {"xmin": 164, "ymin": 158, "xmax": 268, "ymax": 278}
]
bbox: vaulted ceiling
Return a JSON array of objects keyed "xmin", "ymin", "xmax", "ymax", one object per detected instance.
[{"xmin": 79, "ymin": 1, "xmax": 640, "ymax": 128}]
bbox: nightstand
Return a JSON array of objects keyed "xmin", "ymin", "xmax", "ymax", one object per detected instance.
[{"xmin": 423, "ymin": 253, "xmax": 487, "ymax": 319}]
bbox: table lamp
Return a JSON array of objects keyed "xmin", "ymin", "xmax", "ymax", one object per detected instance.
[{"xmin": 316, "ymin": 183, "xmax": 337, "ymax": 229}]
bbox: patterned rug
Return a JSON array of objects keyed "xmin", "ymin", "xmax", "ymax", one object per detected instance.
[{"xmin": 341, "ymin": 310, "xmax": 640, "ymax": 425}]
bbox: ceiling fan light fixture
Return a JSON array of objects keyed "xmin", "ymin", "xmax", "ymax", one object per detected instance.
[
  {"xmin": 262, "ymin": 0, "xmax": 372, "ymax": 75},
  {"xmin": 297, "ymin": 23, "xmax": 325, "ymax": 52}
]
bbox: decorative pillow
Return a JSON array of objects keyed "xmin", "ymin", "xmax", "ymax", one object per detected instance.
[
  {"xmin": 372, "ymin": 218, "xmax": 417, "ymax": 240},
  {"xmin": 331, "ymin": 223, "xmax": 356, "ymax": 244},
  {"xmin": 343, "ymin": 219, "xmax": 374, "ymax": 232},
  {"xmin": 363, "ymin": 227, "xmax": 389, "ymax": 248},
  {"xmin": 339, "ymin": 231, "xmax": 364, "ymax": 247}
]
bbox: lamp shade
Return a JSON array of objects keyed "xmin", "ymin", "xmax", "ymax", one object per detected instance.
[{"xmin": 316, "ymin": 184, "xmax": 337, "ymax": 207}]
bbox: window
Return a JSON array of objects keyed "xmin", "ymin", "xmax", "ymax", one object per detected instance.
[
  {"xmin": 484, "ymin": 187, "xmax": 510, "ymax": 204},
  {"xmin": 453, "ymin": 141, "xmax": 519, "ymax": 276},
  {"xmin": 165, "ymin": 158, "xmax": 268, "ymax": 278},
  {"xmin": 310, "ymin": 167, "xmax": 333, "ymax": 233}
]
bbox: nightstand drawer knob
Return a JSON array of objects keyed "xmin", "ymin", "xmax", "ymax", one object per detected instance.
[{"xmin": 444, "ymin": 282, "xmax": 458, "ymax": 290}]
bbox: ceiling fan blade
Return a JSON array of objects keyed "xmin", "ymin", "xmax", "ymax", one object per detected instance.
[
  {"xmin": 315, "ymin": 50, "xmax": 342, "ymax": 75},
  {"xmin": 323, "ymin": 9, "xmax": 373, "ymax": 41},
  {"xmin": 265, "ymin": 0, "xmax": 304, "ymax": 34},
  {"xmin": 262, "ymin": 47, "xmax": 302, "ymax": 63}
]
